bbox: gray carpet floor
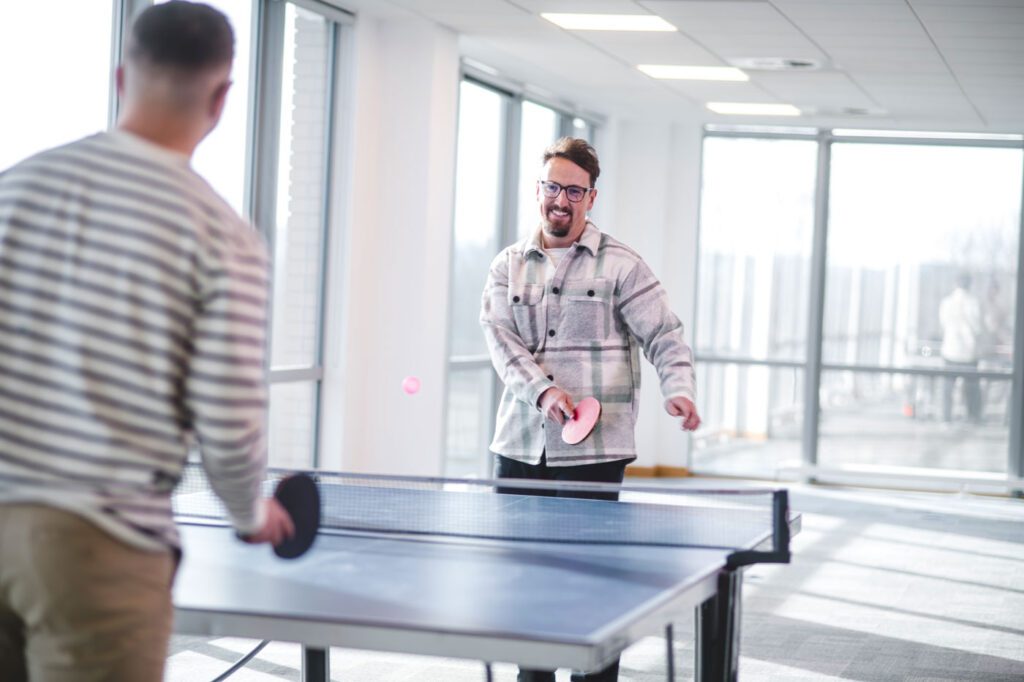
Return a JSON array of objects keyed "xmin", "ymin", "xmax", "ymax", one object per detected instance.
[{"xmin": 166, "ymin": 483, "xmax": 1024, "ymax": 681}]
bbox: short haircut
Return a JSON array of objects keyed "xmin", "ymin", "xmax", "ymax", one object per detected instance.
[
  {"xmin": 127, "ymin": 1, "xmax": 234, "ymax": 72},
  {"xmin": 543, "ymin": 137, "xmax": 601, "ymax": 187}
]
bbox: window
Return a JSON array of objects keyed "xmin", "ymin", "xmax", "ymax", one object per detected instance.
[
  {"xmin": 264, "ymin": 3, "xmax": 345, "ymax": 468},
  {"xmin": 694, "ymin": 136, "xmax": 818, "ymax": 475},
  {"xmin": 516, "ymin": 101, "xmax": 560, "ymax": 240},
  {"xmin": 183, "ymin": 0, "xmax": 254, "ymax": 215},
  {"xmin": 3, "ymin": 0, "xmax": 348, "ymax": 471},
  {"xmin": 445, "ymin": 81, "xmax": 507, "ymax": 477},
  {"xmin": 695, "ymin": 128, "xmax": 1024, "ymax": 487},
  {"xmin": 819, "ymin": 142, "xmax": 1022, "ymax": 474},
  {"xmin": 443, "ymin": 77, "xmax": 599, "ymax": 477},
  {"xmin": 0, "ymin": 0, "xmax": 113, "ymax": 170}
]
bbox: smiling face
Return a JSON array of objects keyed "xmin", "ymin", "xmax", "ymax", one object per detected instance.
[{"xmin": 537, "ymin": 156, "xmax": 597, "ymax": 248}]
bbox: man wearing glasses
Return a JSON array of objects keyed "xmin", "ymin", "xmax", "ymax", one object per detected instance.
[{"xmin": 480, "ymin": 137, "xmax": 700, "ymax": 682}]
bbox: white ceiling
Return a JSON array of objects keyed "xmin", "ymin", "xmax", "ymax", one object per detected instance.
[{"xmin": 353, "ymin": 0, "xmax": 1024, "ymax": 132}]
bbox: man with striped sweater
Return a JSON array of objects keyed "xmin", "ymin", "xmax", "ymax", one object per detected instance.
[
  {"xmin": 481, "ymin": 137, "xmax": 701, "ymax": 682},
  {"xmin": 0, "ymin": 3, "xmax": 292, "ymax": 680}
]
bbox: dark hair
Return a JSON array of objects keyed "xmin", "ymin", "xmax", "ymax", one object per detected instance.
[
  {"xmin": 127, "ymin": 1, "xmax": 234, "ymax": 72},
  {"xmin": 543, "ymin": 137, "xmax": 600, "ymax": 187}
]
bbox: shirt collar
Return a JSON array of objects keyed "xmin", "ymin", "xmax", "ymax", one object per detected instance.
[
  {"xmin": 523, "ymin": 221, "xmax": 601, "ymax": 259},
  {"xmin": 108, "ymin": 129, "xmax": 191, "ymax": 168}
]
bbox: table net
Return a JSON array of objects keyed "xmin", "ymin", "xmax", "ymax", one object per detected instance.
[{"xmin": 173, "ymin": 464, "xmax": 791, "ymax": 556}]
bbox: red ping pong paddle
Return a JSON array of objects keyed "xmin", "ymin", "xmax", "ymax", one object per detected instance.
[
  {"xmin": 271, "ymin": 473, "xmax": 321, "ymax": 559},
  {"xmin": 561, "ymin": 396, "xmax": 601, "ymax": 445}
]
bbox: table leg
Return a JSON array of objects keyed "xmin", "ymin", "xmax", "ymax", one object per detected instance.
[
  {"xmin": 302, "ymin": 647, "xmax": 329, "ymax": 682},
  {"xmin": 695, "ymin": 570, "xmax": 742, "ymax": 682},
  {"xmin": 665, "ymin": 623, "xmax": 675, "ymax": 680}
]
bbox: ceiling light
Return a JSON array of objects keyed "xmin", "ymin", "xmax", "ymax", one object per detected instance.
[
  {"xmin": 729, "ymin": 57, "xmax": 823, "ymax": 71},
  {"xmin": 707, "ymin": 102, "xmax": 801, "ymax": 116},
  {"xmin": 638, "ymin": 65, "xmax": 748, "ymax": 81},
  {"xmin": 541, "ymin": 13, "xmax": 676, "ymax": 32},
  {"xmin": 833, "ymin": 128, "xmax": 1023, "ymax": 141}
]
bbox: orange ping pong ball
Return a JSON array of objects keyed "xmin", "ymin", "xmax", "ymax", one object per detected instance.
[{"xmin": 401, "ymin": 376, "xmax": 421, "ymax": 395}]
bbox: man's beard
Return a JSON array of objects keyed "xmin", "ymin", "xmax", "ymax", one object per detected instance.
[
  {"xmin": 543, "ymin": 221, "xmax": 571, "ymax": 237},
  {"xmin": 542, "ymin": 207, "xmax": 573, "ymax": 237}
]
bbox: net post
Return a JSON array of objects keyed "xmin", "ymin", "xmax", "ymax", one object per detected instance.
[{"xmin": 725, "ymin": 489, "xmax": 792, "ymax": 569}]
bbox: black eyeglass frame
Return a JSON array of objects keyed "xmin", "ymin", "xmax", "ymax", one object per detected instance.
[{"xmin": 537, "ymin": 180, "xmax": 594, "ymax": 203}]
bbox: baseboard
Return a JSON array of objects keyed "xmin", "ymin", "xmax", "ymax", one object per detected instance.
[{"xmin": 626, "ymin": 465, "xmax": 691, "ymax": 478}]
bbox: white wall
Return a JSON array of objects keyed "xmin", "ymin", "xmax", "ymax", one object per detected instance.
[
  {"xmin": 319, "ymin": 10, "xmax": 706, "ymax": 476},
  {"xmin": 319, "ymin": 14, "xmax": 459, "ymax": 474}
]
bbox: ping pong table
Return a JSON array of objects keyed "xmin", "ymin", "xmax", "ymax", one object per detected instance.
[{"xmin": 172, "ymin": 471, "xmax": 797, "ymax": 681}]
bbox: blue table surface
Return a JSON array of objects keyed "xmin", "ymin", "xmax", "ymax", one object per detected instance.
[{"xmin": 174, "ymin": 486, "xmax": 776, "ymax": 643}]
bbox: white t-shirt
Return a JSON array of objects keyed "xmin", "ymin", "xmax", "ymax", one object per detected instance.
[{"xmin": 543, "ymin": 247, "xmax": 571, "ymax": 285}]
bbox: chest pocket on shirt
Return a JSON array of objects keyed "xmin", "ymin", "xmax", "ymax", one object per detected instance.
[
  {"xmin": 509, "ymin": 284, "xmax": 544, "ymax": 347},
  {"xmin": 561, "ymin": 278, "xmax": 614, "ymax": 341}
]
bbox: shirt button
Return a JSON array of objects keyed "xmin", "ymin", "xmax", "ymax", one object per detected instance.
[
  {"xmin": 513, "ymin": 295, "xmax": 520, "ymax": 303},
  {"xmin": 552, "ymin": 286, "xmax": 560, "ymax": 295},
  {"xmin": 548, "ymin": 330, "xmax": 555, "ymax": 337},
  {"xmin": 587, "ymin": 290, "xmax": 595, "ymax": 297}
]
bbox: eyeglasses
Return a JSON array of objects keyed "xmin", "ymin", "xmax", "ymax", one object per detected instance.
[{"xmin": 538, "ymin": 180, "xmax": 593, "ymax": 203}]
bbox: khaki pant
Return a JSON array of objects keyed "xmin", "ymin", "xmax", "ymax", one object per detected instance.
[{"xmin": 0, "ymin": 504, "xmax": 177, "ymax": 682}]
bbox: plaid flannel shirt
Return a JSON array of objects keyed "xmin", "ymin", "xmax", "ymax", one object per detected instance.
[{"xmin": 480, "ymin": 222, "xmax": 696, "ymax": 466}]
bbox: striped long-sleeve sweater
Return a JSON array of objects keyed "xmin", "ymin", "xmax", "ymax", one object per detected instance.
[{"xmin": 0, "ymin": 130, "xmax": 269, "ymax": 551}]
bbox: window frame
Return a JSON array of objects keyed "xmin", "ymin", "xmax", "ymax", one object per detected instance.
[{"xmin": 696, "ymin": 126, "xmax": 1024, "ymax": 491}]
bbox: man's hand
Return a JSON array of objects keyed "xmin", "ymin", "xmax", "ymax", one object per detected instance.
[
  {"xmin": 240, "ymin": 498, "xmax": 295, "ymax": 546},
  {"xmin": 538, "ymin": 386, "xmax": 575, "ymax": 425},
  {"xmin": 665, "ymin": 396, "xmax": 701, "ymax": 431}
]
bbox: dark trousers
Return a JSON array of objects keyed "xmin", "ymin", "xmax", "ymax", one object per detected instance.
[
  {"xmin": 942, "ymin": 359, "xmax": 982, "ymax": 422},
  {"xmin": 494, "ymin": 453, "xmax": 630, "ymax": 682}
]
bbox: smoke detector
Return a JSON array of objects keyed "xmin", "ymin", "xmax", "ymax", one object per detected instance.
[{"xmin": 728, "ymin": 57, "xmax": 823, "ymax": 71}]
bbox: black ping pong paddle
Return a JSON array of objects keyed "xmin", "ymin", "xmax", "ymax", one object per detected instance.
[{"xmin": 272, "ymin": 473, "xmax": 321, "ymax": 559}]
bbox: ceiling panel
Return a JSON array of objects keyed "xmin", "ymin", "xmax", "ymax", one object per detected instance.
[
  {"xmin": 659, "ymin": 80, "xmax": 773, "ymax": 101},
  {"xmin": 912, "ymin": 0, "xmax": 1024, "ymax": 5},
  {"xmin": 579, "ymin": 30, "xmax": 723, "ymax": 65},
  {"xmin": 372, "ymin": 0, "xmax": 1024, "ymax": 131},
  {"xmin": 852, "ymin": 73, "xmax": 960, "ymax": 86},
  {"xmin": 926, "ymin": 21, "xmax": 1024, "ymax": 38},
  {"xmin": 944, "ymin": 49, "xmax": 1024, "ymax": 66},
  {"xmin": 912, "ymin": 4, "xmax": 1024, "ymax": 21},
  {"xmin": 382, "ymin": 0, "xmax": 509, "ymax": 12},
  {"xmin": 774, "ymin": 2, "xmax": 919, "ymax": 21},
  {"xmin": 826, "ymin": 47, "xmax": 950, "ymax": 69},
  {"xmin": 512, "ymin": 0, "xmax": 645, "ymax": 13},
  {"xmin": 697, "ymin": 34, "xmax": 825, "ymax": 54},
  {"xmin": 931, "ymin": 36, "xmax": 1024, "ymax": 50},
  {"xmin": 752, "ymin": 72, "xmax": 874, "ymax": 102},
  {"xmin": 814, "ymin": 33, "xmax": 935, "ymax": 49},
  {"xmin": 431, "ymin": 12, "xmax": 550, "ymax": 33},
  {"xmin": 790, "ymin": 19, "xmax": 931, "ymax": 37},
  {"xmin": 951, "ymin": 62, "xmax": 1024, "ymax": 77},
  {"xmin": 640, "ymin": 1, "xmax": 791, "ymax": 22}
]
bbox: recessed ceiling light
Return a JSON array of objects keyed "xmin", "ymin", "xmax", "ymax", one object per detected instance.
[
  {"xmin": 729, "ymin": 57, "xmax": 823, "ymax": 71},
  {"xmin": 638, "ymin": 65, "xmax": 749, "ymax": 81},
  {"xmin": 707, "ymin": 102, "xmax": 801, "ymax": 116},
  {"xmin": 541, "ymin": 13, "xmax": 676, "ymax": 32}
]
